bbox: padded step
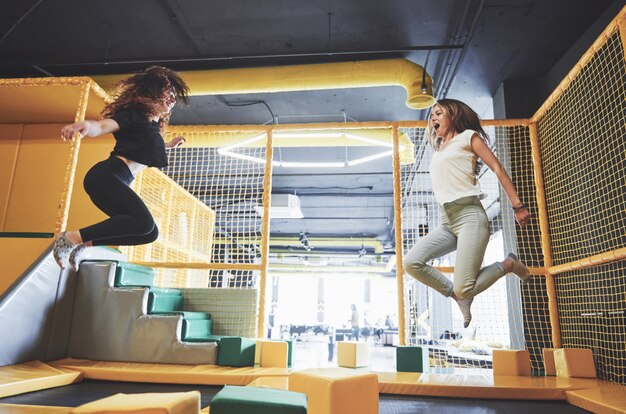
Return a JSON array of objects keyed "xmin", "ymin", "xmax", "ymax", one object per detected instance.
[
  {"xmin": 185, "ymin": 334, "xmax": 228, "ymax": 343},
  {"xmin": 148, "ymin": 288, "xmax": 183, "ymax": 313},
  {"xmin": 182, "ymin": 318, "xmax": 213, "ymax": 341},
  {"xmin": 151, "ymin": 311, "xmax": 211, "ymax": 320},
  {"xmin": 114, "ymin": 262, "xmax": 154, "ymax": 287}
]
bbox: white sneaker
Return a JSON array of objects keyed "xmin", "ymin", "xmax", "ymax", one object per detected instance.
[
  {"xmin": 53, "ymin": 232, "xmax": 75, "ymax": 269},
  {"xmin": 507, "ymin": 253, "xmax": 531, "ymax": 283},
  {"xmin": 69, "ymin": 244, "xmax": 87, "ymax": 272},
  {"xmin": 455, "ymin": 297, "xmax": 474, "ymax": 328}
]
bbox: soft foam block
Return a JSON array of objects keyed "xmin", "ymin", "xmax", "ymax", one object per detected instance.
[
  {"xmin": 289, "ymin": 368, "xmax": 378, "ymax": 414},
  {"xmin": 337, "ymin": 341, "xmax": 368, "ymax": 368},
  {"xmin": 396, "ymin": 345, "xmax": 430, "ymax": 373},
  {"xmin": 210, "ymin": 385, "xmax": 307, "ymax": 414},
  {"xmin": 492, "ymin": 349, "xmax": 531, "ymax": 376},
  {"xmin": 260, "ymin": 341, "xmax": 289, "ymax": 368},
  {"xmin": 554, "ymin": 348, "xmax": 597, "ymax": 378},
  {"xmin": 255, "ymin": 340, "xmax": 293, "ymax": 367},
  {"xmin": 542, "ymin": 348, "xmax": 558, "ymax": 376},
  {"xmin": 69, "ymin": 391, "xmax": 200, "ymax": 413},
  {"xmin": 217, "ymin": 337, "xmax": 256, "ymax": 367}
]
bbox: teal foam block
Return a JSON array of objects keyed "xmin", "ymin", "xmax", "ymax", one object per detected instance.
[
  {"xmin": 396, "ymin": 345, "xmax": 430, "ymax": 373},
  {"xmin": 147, "ymin": 288, "xmax": 183, "ymax": 313},
  {"xmin": 217, "ymin": 337, "xmax": 256, "ymax": 367},
  {"xmin": 114, "ymin": 262, "xmax": 154, "ymax": 287},
  {"xmin": 210, "ymin": 385, "xmax": 307, "ymax": 414}
]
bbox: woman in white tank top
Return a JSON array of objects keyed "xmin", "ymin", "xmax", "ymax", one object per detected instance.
[{"xmin": 402, "ymin": 99, "xmax": 531, "ymax": 328}]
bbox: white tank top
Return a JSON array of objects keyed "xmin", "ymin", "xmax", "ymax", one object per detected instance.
[{"xmin": 429, "ymin": 129, "xmax": 484, "ymax": 205}]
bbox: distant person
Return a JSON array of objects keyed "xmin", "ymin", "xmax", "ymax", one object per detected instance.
[
  {"xmin": 350, "ymin": 304, "xmax": 360, "ymax": 341},
  {"xmin": 402, "ymin": 99, "xmax": 531, "ymax": 328},
  {"xmin": 54, "ymin": 66, "xmax": 189, "ymax": 271},
  {"xmin": 385, "ymin": 315, "xmax": 395, "ymax": 330},
  {"xmin": 328, "ymin": 327, "xmax": 335, "ymax": 362}
]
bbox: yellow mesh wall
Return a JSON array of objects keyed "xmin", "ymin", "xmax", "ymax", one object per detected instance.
[
  {"xmin": 536, "ymin": 25, "xmax": 626, "ymax": 384},
  {"xmin": 119, "ymin": 168, "xmax": 216, "ymax": 287},
  {"xmin": 182, "ymin": 286, "xmax": 258, "ymax": 337},
  {"xmin": 399, "ymin": 122, "xmax": 541, "ymax": 370},
  {"xmin": 537, "ymin": 31, "xmax": 626, "ymax": 266},
  {"xmin": 499, "ymin": 125, "xmax": 553, "ymax": 373},
  {"xmin": 555, "ymin": 261, "xmax": 626, "ymax": 384},
  {"xmin": 162, "ymin": 130, "xmax": 267, "ymax": 289},
  {"xmin": 520, "ymin": 277, "xmax": 553, "ymax": 374}
]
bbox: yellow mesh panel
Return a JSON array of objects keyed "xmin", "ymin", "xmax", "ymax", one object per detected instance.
[
  {"xmin": 555, "ymin": 261, "xmax": 626, "ymax": 384},
  {"xmin": 162, "ymin": 130, "xmax": 266, "ymax": 285},
  {"xmin": 536, "ymin": 25, "xmax": 626, "ymax": 384},
  {"xmin": 120, "ymin": 168, "xmax": 216, "ymax": 287},
  {"xmin": 537, "ymin": 31, "xmax": 626, "ymax": 266}
]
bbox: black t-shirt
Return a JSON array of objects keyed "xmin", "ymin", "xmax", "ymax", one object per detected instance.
[{"xmin": 110, "ymin": 106, "xmax": 168, "ymax": 167}]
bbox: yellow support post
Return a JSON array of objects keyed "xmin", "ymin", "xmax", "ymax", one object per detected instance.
[
  {"xmin": 392, "ymin": 124, "xmax": 406, "ymax": 346},
  {"xmin": 55, "ymin": 79, "xmax": 91, "ymax": 234},
  {"xmin": 528, "ymin": 122, "xmax": 561, "ymax": 348},
  {"xmin": 257, "ymin": 128, "xmax": 274, "ymax": 338}
]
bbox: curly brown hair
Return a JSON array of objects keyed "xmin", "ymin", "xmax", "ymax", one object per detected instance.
[{"xmin": 102, "ymin": 66, "xmax": 190, "ymax": 132}]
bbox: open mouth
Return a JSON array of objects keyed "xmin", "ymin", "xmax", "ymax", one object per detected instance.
[{"xmin": 433, "ymin": 122, "xmax": 440, "ymax": 130}]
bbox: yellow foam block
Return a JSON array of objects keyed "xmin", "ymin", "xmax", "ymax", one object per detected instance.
[
  {"xmin": 337, "ymin": 341, "xmax": 368, "ymax": 368},
  {"xmin": 555, "ymin": 348, "xmax": 597, "ymax": 378},
  {"xmin": 566, "ymin": 385, "xmax": 626, "ymax": 414},
  {"xmin": 69, "ymin": 391, "xmax": 201, "ymax": 414},
  {"xmin": 246, "ymin": 376, "xmax": 289, "ymax": 390},
  {"xmin": 50, "ymin": 358, "xmax": 289, "ymax": 385},
  {"xmin": 254, "ymin": 340, "xmax": 269, "ymax": 365},
  {"xmin": 289, "ymin": 368, "xmax": 378, "ymax": 414},
  {"xmin": 0, "ymin": 360, "xmax": 83, "ymax": 399},
  {"xmin": 492, "ymin": 350, "xmax": 531, "ymax": 376},
  {"xmin": 543, "ymin": 348, "xmax": 558, "ymax": 376},
  {"xmin": 0, "ymin": 404, "xmax": 72, "ymax": 413},
  {"xmin": 261, "ymin": 341, "xmax": 289, "ymax": 368}
]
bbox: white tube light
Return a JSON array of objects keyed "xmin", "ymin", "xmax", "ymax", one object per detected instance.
[{"xmin": 347, "ymin": 150, "xmax": 393, "ymax": 166}]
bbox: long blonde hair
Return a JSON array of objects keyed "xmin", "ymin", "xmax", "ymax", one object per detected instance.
[{"xmin": 427, "ymin": 98, "xmax": 490, "ymax": 175}]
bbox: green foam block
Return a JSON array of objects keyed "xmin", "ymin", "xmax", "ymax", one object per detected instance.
[
  {"xmin": 210, "ymin": 385, "xmax": 307, "ymax": 414},
  {"xmin": 396, "ymin": 345, "xmax": 430, "ymax": 373},
  {"xmin": 217, "ymin": 337, "xmax": 256, "ymax": 367}
]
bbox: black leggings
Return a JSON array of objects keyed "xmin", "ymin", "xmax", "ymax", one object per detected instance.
[{"xmin": 79, "ymin": 156, "xmax": 158, "ymax": 247}]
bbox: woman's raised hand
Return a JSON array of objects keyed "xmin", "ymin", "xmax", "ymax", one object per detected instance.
[
  {"xmin": 166, "ymin": 135, "xmax": 186, "ymax": 148},
  {"xmin": 61, "ymin": 122, "xmax": 89, "ymax": 141}
]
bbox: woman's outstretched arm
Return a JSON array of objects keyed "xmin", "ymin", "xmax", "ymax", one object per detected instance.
[
  {"xmin": 471, "ymin": 133, "xmax": 531, "ymax": 227},
  {"xmin": 61, "ymin": 119, "xmax": 120, "ymax": 141}
]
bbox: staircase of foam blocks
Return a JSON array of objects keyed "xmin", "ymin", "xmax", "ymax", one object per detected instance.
[
  {"xmin": 68, "ymin": 260, "xmax": 220, "ymax": 364},
  {"xmin": 67, "ymin": 259, "xmax": 293, "ymax": 368}
]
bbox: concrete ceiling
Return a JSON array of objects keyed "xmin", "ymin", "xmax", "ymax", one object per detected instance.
[{"xmin": 1, "ymin": 0, "xmax": 623, "ymax": 268}]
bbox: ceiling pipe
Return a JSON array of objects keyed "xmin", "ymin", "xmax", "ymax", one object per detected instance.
[{"xmin": 92, "ymin": 58, "xmax": 436, "ymax": 110}]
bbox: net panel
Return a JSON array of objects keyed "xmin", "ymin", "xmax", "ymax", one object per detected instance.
[
  {"xmin": 120, "ymin": 168, "xmax": 216, "ymax": 287},
  {"xmin": 535, "ymin": 21, "xmax": 626, "ymax": 384},
  {"xmin": 555, "ymin": 260, "xmax": 626, "ymax": 384},
  {"xmin": 160, "ymin": 129, "xmax": 267, "ymax": 288},
  {"xmin": 399, "ymin": 123, "xmax": 539, "ymax": 370},
  {"xmin": 521, "ymin": 276, "xmax": 553, "ymax": 374},
  {"xmin": 537, "ymin": 31, "xmax": 626, "ymax": 266},
  {"xmin": 120, "ymin": 129, "xmax": 267, "ymax": 337}
]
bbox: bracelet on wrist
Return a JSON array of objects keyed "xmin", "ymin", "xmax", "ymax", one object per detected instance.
[{"xmin": 513, "ymin": 203, "xmax": 528, "ymax": 211}]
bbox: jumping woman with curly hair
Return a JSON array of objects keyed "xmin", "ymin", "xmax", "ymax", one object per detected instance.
[{"xmin": 54, "ymin": 66, "xmax": 190, "ymax": 271}]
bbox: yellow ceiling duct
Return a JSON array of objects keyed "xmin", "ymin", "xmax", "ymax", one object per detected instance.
[{"xmin": 92, "ymin": 58, "xmax": 435, "ymax": 110}]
